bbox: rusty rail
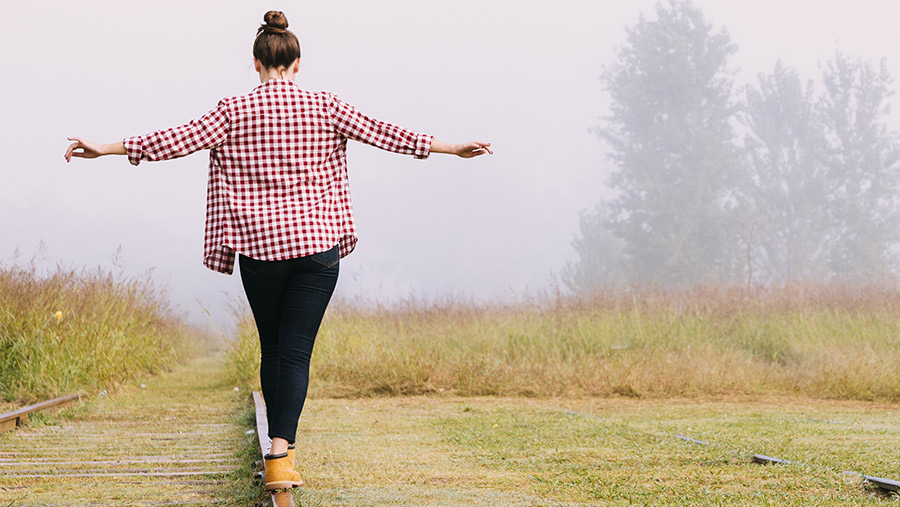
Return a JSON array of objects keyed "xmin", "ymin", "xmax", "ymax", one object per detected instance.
[
  {"xmin": 754, "ymin": 453, "xmax": 900, "ymax": 493},
  {"xmin": 0, "ymin": 394, "xmax": 80, "ymax": 433},
  {"xmin": 0, "ymin": 393, "xmax": 239, "ymax": 504},
  {"xmin": 251, "ymin": 391, "xmax": 295, "ymax": 507},
  {"xmin": 563, "ymin": 407, "xmax": 900, "ymax": 496}
]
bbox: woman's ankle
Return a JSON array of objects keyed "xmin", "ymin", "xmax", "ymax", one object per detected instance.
[{"xmin": 270, "ymin": 437, "xmax": 289, "ymax": 455}]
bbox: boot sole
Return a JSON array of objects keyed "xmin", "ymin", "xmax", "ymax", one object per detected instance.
[{"xmin": 265, "ymin": 480, "xmax": 303, "ymax": 490}]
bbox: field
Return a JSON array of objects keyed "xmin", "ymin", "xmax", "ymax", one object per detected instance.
[
  {"xmin": 225, "ymin": 283, "xmax": 900, "ymax": 505},
  {"xmin": 287, "ymin": 396, "xmax": 899, "ymax": 506},
  {"xmin": 3, "ymin": 273, "xmax": 899, "ymax": 505}
]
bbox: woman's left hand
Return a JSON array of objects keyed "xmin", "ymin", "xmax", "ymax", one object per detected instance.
[
  {"xmin": 430, "ymin": 139, "xmax": 493, "ymax": 158},
  {"xmin": 454, "ymin": 142, "xmax": 493, "ymax": 158}
]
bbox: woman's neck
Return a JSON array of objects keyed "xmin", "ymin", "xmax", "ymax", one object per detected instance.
[{"xmin": 258, "ymin": 66, "xmax": 297, "ymax": 83}]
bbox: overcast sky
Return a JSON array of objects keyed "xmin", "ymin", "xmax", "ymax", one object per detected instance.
[{"xmin": 2, "ymin": 0, "xmax": 898, "ymax": 326}]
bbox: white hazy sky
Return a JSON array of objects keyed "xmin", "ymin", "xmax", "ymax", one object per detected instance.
[{"xmin": 2, "ymin": 0, "xmax": 899, "ymax": 326}]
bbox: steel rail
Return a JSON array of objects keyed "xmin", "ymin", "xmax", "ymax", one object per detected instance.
[
  {"xmin": 561, "ymin": 407, "xmax": 899, "ymax": 496},
  {"xmin": 5, "ymin": 469, "xmax": 235, "ymax": 478},
  {"xmin": 753, "ymin": 453, "xmax": 900, "ymax": 493},
  {"xmin": 251, "ymin": 391, "xmax": 295, "ymax": 507},
  {"xmin": 0, "ymin": 394, "xmax": 80, "ymax": 433},
  {"xmin": 0, "ymin": 457, "xmax": 233, "ymax": 466}
]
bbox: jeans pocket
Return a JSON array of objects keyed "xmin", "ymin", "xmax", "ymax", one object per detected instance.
[
  {"xmin": 239, "ymin": 255, "xmax": 272, "ymax": 275},
  {"xmin": 308, "ymin": 245, "xmax": 340, "ymax": 268}
]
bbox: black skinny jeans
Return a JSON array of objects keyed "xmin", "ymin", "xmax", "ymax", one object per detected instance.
[{"xmin": 239, "ymin": 245, "xmax": 339, "ymax": 444}]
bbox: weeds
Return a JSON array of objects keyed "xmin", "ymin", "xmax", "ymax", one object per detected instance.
[
  {"xmin": 0, "ymin": 262, "xmax": 206, "ymax": 404},
  {"xmin": 229, "ymin": 282, "xmax": 900, "ymax": 400},
  {"xmin": 224, "ymin": 310, "xmax": 262, "ymax": 389}
]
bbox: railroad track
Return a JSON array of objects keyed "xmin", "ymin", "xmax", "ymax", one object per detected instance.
[{"xmin": 0, "ymin": 356, "xmax": 245, "ymax": 506}]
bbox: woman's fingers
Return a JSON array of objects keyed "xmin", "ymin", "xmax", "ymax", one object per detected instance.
[
  {"xmin": 457, "ymin": 142, "xmax": 493, "ymax": 158},
  {"xmin": 64, "ymin": 139, "xmax": 82, "ymax": 163},
  {"xmin": 475, "ymin": 142, "xmax": 493, "ymax": 155}
]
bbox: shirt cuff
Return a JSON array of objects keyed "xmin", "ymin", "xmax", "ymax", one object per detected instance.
[
  {"xmin": 414, "ymin": 134, "xmax": 433, "ymax": 160},
  {"xmin": 124, "ymin": 136, "xmax": 143, "ymax": 166}
]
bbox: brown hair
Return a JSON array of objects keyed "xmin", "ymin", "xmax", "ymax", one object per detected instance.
[{"xmin": 253, "ymin": 11, "xmax": 301, "ymax": 69}]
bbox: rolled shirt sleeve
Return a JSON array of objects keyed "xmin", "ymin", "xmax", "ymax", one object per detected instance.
[
  {"xmin": 123, "ymin": 101, "xmax": 231, "ymax": 166},
  {"xmin": 327, "ymin": 93, "xmax": 432, "ymax": 159},
  {"xmin": 124, "ymin": 136, "xmax": 144, "ymax": 166}
]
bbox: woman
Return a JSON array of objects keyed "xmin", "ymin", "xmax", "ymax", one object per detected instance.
[{"xmin": 65, "ymin": 10, "xmax": 491, "ymax": 491}]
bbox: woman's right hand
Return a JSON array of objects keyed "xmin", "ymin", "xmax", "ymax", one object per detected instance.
[
  {"xmin": 65, "ymin": 137, "xmax": 104, "ymax": 162},
  {"xmin": 64, "ymin": 138, "xmax": 125, "ymax": 162}
]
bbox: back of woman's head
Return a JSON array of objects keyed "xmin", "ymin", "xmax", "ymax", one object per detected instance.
[{"xmin": 253, "ymin": 11, "xmax": 301, "ymax": 69}]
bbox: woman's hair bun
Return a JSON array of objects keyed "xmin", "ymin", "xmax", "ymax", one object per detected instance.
[
  {"xmin": 254, "ymin": 10, "xmax": 300, "ymax": 68},
  {"xmin": 263, "ymin": 10, "xmax": 289, "ymax": 30}
]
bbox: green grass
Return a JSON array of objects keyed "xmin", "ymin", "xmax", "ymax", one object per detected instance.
[
  {"xmin": 286, "ymin": 397, "xmax": 899, "ymax": 506},
  {"xmin": 0, "ymin": 261, "xmax": 211, "ymax": 404},
  {"xmin": 436, "ymin": 399, "xmax": 900, "ymax": 505}
]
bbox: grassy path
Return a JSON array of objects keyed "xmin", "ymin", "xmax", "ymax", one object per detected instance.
[
  {"xmin": 0, "ymin": 354, "xmax": 257, "ymax": 506},
  {"xmin": 292, "ymin": 396, "xmax": 899, "ymax": 506}
]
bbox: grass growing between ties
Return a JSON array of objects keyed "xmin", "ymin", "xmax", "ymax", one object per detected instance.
[
  {"xmin": 223, "ymin": 396, "xmax": 273, "ymax": 506},
  {"xmin": 229, "ymin": 282, "xmax": 900, "ymax": 401},
  {"xmin": 0, "ymin": 354, "xmax": 253, "ymax": 506},
  {"xmin": 0, "ymin": 262, "xmax": 208, "ymax": 405}
]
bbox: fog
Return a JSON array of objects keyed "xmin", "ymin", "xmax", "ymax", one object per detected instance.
[{"xmin": 2, "ymin": 1, "xmax": 898, "ymax": 326}]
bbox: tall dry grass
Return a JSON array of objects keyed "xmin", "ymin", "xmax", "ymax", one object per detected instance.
[
  {"xmin": 228, "ymin": 283, "xmax": 900, "ymax": 401},
  {"xmin": 224, "ymin": 309, "xmax": 263, "ymax": 389},
  {"xmin": 0, "ymin": 263, "xmax": 204, "ymax": 404}
]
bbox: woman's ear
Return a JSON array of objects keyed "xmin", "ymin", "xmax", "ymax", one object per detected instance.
[
  {"xmin": 254, "ymin": 58, "xmax": 262, "ymax": 72},
  {"xmin": 293, "ymin": 58, "xmax": 301, "ymax": 73}
]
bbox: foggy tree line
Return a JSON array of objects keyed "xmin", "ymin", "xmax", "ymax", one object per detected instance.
[{"xmin": 564, "ymin": 0, "xmax": 900, "ymax": 292}]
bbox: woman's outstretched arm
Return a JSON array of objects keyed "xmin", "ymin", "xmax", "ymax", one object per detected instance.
[
  {"xmin": 64, "ymin": 139, "xmax": 126, "ymax": 162},
  {"xmin": 65, "ymin": 101, "xmax": 229, "ymax": 165},
  {"xmin": 429, "ymin": 140, "xmax": 493, "ymax": 158},
  {"xmin": 328, "ymin": 94, "xmax": 492, "ymax": 159}
]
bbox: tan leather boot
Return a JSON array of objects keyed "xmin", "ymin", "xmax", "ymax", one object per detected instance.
[
  {"xmin": 287, "ymin": 444, "xmax": 295, "ymax": 467},
  {"xmin": 264, "ymin": 452, "xmax": 303, "ymax": 490}
]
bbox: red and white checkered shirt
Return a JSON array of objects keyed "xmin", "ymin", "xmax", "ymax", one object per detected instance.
[{"xmin": 124, "ymin": 79, "xmax": 433, "ymax": 274}]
